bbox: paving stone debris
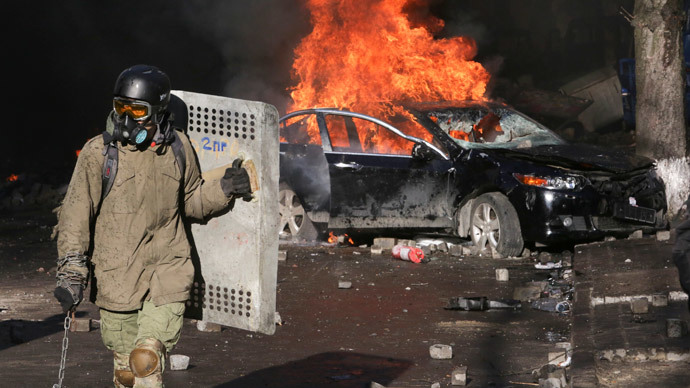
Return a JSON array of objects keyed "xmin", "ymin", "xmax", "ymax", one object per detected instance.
[
  {"xmin": 370, "ymin": 245, "xmax": 384, "ymax": 255},
  {"xmin": 169, "ymin": 354, "xmax": 190, "ymax": 371},
  {"xmin": 278, "ymin": 250, "xmax": 287, "ymax": 261},
  {"xmin": 652, "ymin": 293, "xmax": 668, "ymax": 307},
  {"xmin": 495, "ymin": 268, "xmax": 509, "ymax": 281},
  {"xmin": 490, "ymin": 247, "xmax": 503, "ymax": 259},
  {"xmin": 451, "ymin": 365, "xmax": 468, "ymax": 386},
  {"xmin": 628, "ymin": 229, "xmax": 643, "ymax": 239},
  {"xmin": 656, "ymin": 230, "xmax": 671, "ymax": 241},
  {"xmin": 548, "ymin": 350, "xmax": 567, "ymax": 366},
  {"xmin": 449, "ymin": 244, "xmax": 463, "ymax": 257},
  {"xmin": 666, "ymin": 318, "xmax": 688, "ymax": 338},
  {"xmin": 196, "ymin": 320, "xmax": 222, "ymax": 332},
  {"xmin": 513, "ymin": 285, "xmax": 543, "ymax": 302},
  {"xmin": 70, "ymin": 318, "xmax": 91, "ymax": 332},
  {"xmin": 429, "ymin": 344, "xmax": 453, "ymax": 359},
  {"xmin": 630, "ymin": 297, "xmax": 649, "ymax": 314},
  {"xmin": 373, "ymin": 237, "xmax": 397, "ymax": 250},
  {"xmin": 338, "ymin": 280, "xmax": 352, "ymax": 289}
]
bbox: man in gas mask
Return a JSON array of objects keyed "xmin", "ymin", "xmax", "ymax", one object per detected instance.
[{"xmin": 53, "ymin": 64, "xmax": 252, "ymax": 387}]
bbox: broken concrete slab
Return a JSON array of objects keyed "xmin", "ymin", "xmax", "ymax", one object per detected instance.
[
  {"xmin": 451, "ymin": 365, "xmax": 467, "ymax": 386},
  {"xmin": 370, "ymin": 245, "xmax": 383, "ymax": 255},
  {"xmin": 429, "ymin": 344, "xmax": 453, "ymax": 359},
  {"xmin": 278, "ymin": 250, "xmax": 287, "ymax": 262}
]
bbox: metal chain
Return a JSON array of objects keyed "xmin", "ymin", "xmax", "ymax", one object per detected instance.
[{"xmin": 52, "ymin": 313, "xmax": 71, "ymax": 388}]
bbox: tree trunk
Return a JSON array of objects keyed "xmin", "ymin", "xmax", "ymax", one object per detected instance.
[{"xmin": 634, "ymin": 0, "xmax": 686, "ymax": 159}]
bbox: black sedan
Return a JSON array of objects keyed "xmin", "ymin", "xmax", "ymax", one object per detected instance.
[{"xmin": 278, "ymin": 101, "xmax": 667, "ymax": 256}]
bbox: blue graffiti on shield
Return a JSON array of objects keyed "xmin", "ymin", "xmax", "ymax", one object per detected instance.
[{"xmin": 201, "ymin": 137, "xmax": 228, "ymax": 152}]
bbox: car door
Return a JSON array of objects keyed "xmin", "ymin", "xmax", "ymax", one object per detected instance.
[{"xmin": 321, "ymin": 112, "xmax": 454, "ymax": 230}]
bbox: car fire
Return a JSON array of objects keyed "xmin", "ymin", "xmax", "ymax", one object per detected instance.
[{"xmin": 277, "ymin": 0, "xmax": 668, "ymax": 257}]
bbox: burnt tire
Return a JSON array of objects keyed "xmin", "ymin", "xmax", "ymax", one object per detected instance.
[
  {"xmin": 278, "ymin": 183, "xmax": 320, "ymax": 241},
  {"xmin": 470, "ymin": 192, "xmax": 524, "ymax": 257}
]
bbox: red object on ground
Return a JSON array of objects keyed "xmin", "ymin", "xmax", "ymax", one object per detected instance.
[{"xmin": 392, "ymin": 245, "xmax": 427, "ymax": 264}]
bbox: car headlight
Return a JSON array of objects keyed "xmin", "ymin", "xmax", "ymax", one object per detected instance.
[{"xmin": 513, "ymin": 173, "xmax": 588, "ymax": 191}]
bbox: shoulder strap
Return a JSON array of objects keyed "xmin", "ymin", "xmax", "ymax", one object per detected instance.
[
  {"xmin": 101, "ymin": 143, "xmax": 119, "ymax": 201},
  {"xmin": 171, "ymin": 129, "xmax": 187, "ymax": 178},
  {"xmin": 100, "ymin": 129, "xmax": 186, "ymax": 201}
]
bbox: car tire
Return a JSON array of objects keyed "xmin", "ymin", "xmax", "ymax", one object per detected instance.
[
  {"xmin": 470, "ymin": 192, "xmax": 524, "ymax": 257},
  {"xmin": 278, "ymin": 183, "xmax": 321, "ymax": 241}
]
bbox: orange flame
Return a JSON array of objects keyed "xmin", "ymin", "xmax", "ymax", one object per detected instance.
[
  {"xmin": 327, "ymin": 231, "xmax": 355, "ymax": 245},
  {"xmin": 6, "ymin": 174, "xmax": 18, "ymax": 182},
  {"xmin": 75, "ymin": 149, "xmax": 81, "ymax": 158},
  {"xmin": 288, "ymin": 0, "xmax": 490, "ymax": 153}
]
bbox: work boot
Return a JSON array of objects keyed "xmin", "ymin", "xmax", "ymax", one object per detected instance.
[
  {"xmin": 130, "ymin": 338, "xmax": 166, "ymax": 388},
  {"xmin": 113, "ymin": 351, "xmax": 134, "ymax": 388}
]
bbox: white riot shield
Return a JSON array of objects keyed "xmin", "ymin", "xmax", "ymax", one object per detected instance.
[{"xmin": 171, "ymin": 90, "xmax": 279, "ymax": 335}]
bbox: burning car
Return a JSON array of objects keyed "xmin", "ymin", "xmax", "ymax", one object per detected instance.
[{"xmin": 278, "ymin": 101, "xmax": 667, "ymax": 256}]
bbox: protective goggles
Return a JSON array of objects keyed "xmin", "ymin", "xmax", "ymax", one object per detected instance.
[{"xmin": 113, "ymin": 97, "xmax": 152, "ymax": 121}]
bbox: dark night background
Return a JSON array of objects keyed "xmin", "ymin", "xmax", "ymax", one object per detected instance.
[{"xmin": 3, "ymin": 0, "xmax": 634, "ymax": 183}]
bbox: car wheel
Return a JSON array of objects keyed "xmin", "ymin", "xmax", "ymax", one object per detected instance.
[
  {"xmin": 470, "ymin": 192, "xmax": 524, "ymax": 257},
  {"xmin": 278, "ymin": 183, "xmax": 320, "ymax": 241}
]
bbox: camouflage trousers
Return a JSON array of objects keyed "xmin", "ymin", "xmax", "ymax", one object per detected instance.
[{"xmin": 100, "ymin": 301, "xmax": 185, "ymax": 388}]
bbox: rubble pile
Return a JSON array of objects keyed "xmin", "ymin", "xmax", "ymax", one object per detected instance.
[{"xmin": 0, "ymin": 174, "xmax": 67, "ymax": 212}]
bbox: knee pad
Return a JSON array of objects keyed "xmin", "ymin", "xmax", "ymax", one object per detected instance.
[
  {"xmin": 114, "ymin": 370, "xmax": 135, "ymax": 387},
  {"xmin": 113, "ymin": 352, "xmax": 134, "ymax": 387},
  {"xmin": 129, "ymin": 338, "xmax": 165, "ymax": 378}
]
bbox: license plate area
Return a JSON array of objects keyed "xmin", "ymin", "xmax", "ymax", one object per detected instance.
[{"xmin": 613, "ymin": 202, "xmax": 656, "ymax": 224}]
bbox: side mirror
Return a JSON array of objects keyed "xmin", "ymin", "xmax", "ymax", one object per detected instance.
[{"xmin": 411, "ymin": 143, "xmax": 436, "ymax": 162}]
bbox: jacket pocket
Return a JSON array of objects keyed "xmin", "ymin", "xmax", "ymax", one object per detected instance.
[{"xmin": 158, "ymin": 166, "xmax": 182, "ymax": 210}]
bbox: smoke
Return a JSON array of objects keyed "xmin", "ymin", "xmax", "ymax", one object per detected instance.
[{"xmin": 178, "ymin": 1, "xmax": 311, "ymax": 115}]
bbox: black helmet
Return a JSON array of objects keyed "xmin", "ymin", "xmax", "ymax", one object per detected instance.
[
  {"xmin": 114, "ymin": 64, "xmax": 171, "ymax": 112},
  {"xmin": 111, "ymin": 65, "xmax": 172, "ymax": 146}
]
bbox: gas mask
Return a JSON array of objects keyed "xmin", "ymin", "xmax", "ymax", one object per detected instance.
[{"xmin": 112, "ymin": 97, "xmax": 157, "ymax": 146}]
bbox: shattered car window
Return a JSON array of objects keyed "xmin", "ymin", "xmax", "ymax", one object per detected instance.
[
  {"xmin": 350, "ymin": 117, "xmax": 416, "ymax": 155},
  {"xmin": 280, "ymin": 114, "xmax": 321, "ymax": 145},
  {"xmin": 426, "ymin": 107, "xmax": 565, "ymax": 149}
]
